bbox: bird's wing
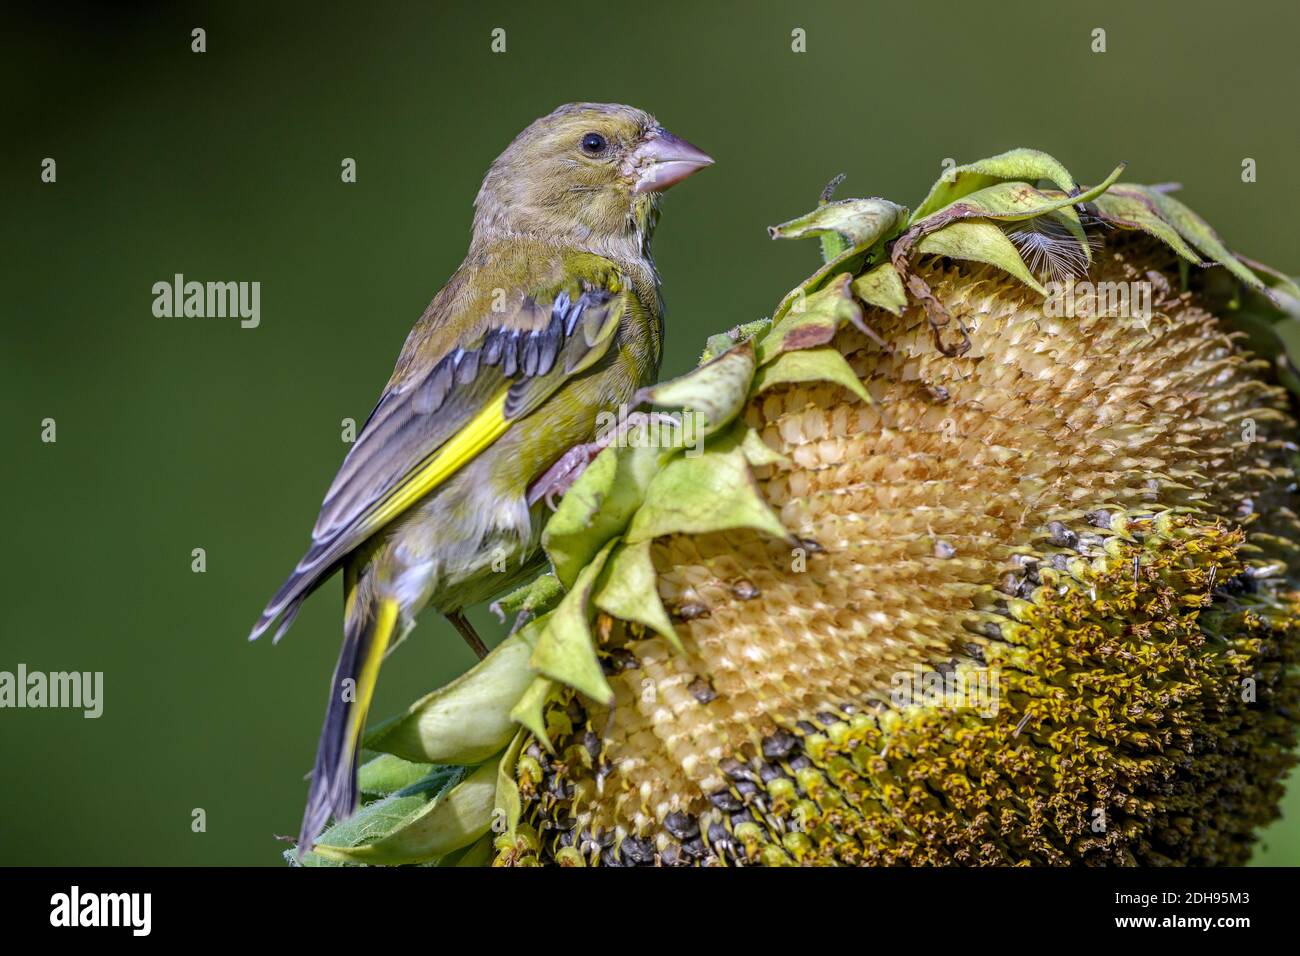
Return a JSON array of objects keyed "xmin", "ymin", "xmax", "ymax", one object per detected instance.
[{"xmin": 250, "ymin": 247, "xmax": 629, "ymax": 641}]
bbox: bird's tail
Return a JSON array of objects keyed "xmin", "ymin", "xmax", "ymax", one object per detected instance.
[{"xmin": 295, "ymin": 591, "xmax": 400, "ymax": 858}]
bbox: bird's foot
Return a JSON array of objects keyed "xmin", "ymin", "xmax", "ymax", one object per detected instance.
[
  {"xmin": 526, "ymin": 412, "xmax": 678, "ymax": 510},
  {"xmin": 489, "ymin": 600, "xmax": 534, "ymax": 635},
  {"xmin": 491, "ymin": 606, "xmax": 534, "ymax": 635},
  {"xmin": 527, "ymin": 442, "xmax": 604, "ymax": 511}
]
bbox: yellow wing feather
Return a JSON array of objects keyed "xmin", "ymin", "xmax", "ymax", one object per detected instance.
[{"xmin": 355, "ymin": 389, "xmax": 511, "ymax": 536}]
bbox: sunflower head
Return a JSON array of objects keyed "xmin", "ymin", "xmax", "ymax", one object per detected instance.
[{"xmin": 295, "ymin": 149, "xmax": 1300, "ymax": 868}]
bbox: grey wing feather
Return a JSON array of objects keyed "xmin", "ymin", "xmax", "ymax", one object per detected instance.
[{"xmin": 248, "ymin": 286, "xmax": 621, "ymax": 642}]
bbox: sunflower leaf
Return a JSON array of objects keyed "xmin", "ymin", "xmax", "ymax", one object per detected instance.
[
  {"xmin": 292, "ymin": 763, "xmax": 465, "ymax": 866},
  {"xmin": 509, "ymin": 675, "xmax": 556, "ymax": 752},
  {"xmin": 494, "ymin": 729, "xmax": 527, "ymax": 839},
  {"xmin": 737, "ymin": 424, "xmax": 791, "ymax": 468},
  {"xmin": 769, "ymin": 197, "xmax": 909, "ymax": 250},
  {"xmin": 915, "ymin": 163, "xmax": 1124, "ymax": 227},
  {"xmin": 851, "ymin": 261, "xmax": 910, "ymax": 314},
  {"xmin": 311, "ymin": 759, "xmax": 499, "ymax": 866},
  {"xmin": 1092, "ymin": 185, "xmax": 1206, "ymax": 266},
  {"xmin": 543, "ymin": 441, "xmax": 663, "ymax": 590},
  {"xmin": 758, "ymin": 273, "xmax": 864, "ymax": 363},
  {"xmin": 593, "ymin": 539, "xmax": 680, "ymax": 650},
  {"xmin": 529, "ymin": 541, "xmax": 617, "ymax": 704},
  {"xmin": 357, "ymin": 753, "xmax": 436, "ymax": 797},
  {"xmin": 752, "ymin": 346, "xmax": 871, "ymax": 404},
  {"xmin": 626, "ymin": 445, "xmax": 789, "ymax": 545},
  {"xmin": 1141, "ymin": 187, "xmax": 1271, "ymax": 297},
  {"xmin": 364, "ymin": 633, "xmax": 534, "ymax": 765},
  {"xmin": 911, "ymin": 148, "xmax": 1081, "ymax": 223},
  {"xmin": 913, "ymin": 220, "xmax": 1046, "ymax": 294},
  {"xmin": 635, "ymin": 340, "xmax": 756, "ymax": 437}
]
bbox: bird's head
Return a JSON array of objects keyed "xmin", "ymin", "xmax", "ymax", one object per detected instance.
[{"xmin": 472, "ymin": 102, "xmax": 713, "ymax": 255}]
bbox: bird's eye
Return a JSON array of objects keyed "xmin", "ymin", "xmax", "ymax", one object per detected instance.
[{"xmin": 580, "ymin": 132, "xmax": 607, "ymax": 156}]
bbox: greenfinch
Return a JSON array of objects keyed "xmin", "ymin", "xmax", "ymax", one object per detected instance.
[{"xmin": 248, "ymin": 103, "xmax": 712, "ymax": 854}]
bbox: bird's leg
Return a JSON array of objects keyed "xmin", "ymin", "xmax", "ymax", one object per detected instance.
[
  {"xmin": 445, "ymin": 610, "xmax": 489, "ymax": 660},
  {"xmin": 527, "ymin": 411, "xmax": 680, "ymax": 510}
]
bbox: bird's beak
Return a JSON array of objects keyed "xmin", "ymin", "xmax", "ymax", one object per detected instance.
[{"xmin": 630, "ymin": 127, "xmax": 714, "ymax": 194}]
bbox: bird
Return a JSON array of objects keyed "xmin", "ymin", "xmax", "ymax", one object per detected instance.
[{"xmin": 247, "ymin": 102, "xmax": 713, "ymax": 855}]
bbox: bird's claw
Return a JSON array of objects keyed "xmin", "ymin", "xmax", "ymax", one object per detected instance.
[
  {"xmin": 528, "ymin": 442, "xmax": 604, "ymax": 508},
  {"xmin": 527, "ymin": 412, "xmax": 679, "ymax": 509},
  {"xmin": 488, "ymin": 599, "xmax": 535, "ymax": 634}
]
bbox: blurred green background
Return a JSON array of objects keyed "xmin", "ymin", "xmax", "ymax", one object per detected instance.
[{"xmin": 2, "ymin": 0, "xmax": 1298, "ymax": 865}]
